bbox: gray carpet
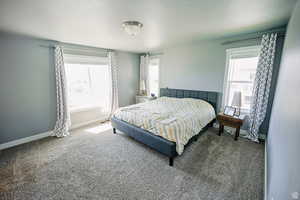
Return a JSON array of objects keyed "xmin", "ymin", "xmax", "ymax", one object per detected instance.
[{"xmin": 0, "ymin": 123, "xmax": 264, "ymax": 200}]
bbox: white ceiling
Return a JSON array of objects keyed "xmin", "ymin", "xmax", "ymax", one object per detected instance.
[{"xmin": 0, "ymin": 0, "xmax": 297, "ymax": 53}]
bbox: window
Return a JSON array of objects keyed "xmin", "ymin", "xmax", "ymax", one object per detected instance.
[
  {"xmin": 223, "ymin": 46, "xmax": 261, "ymax": 114},
  {"xmin": 64, "ymin": 55, "xmax": 110, "ymax": 113},
  {"xmin": 148, "ymin": 57, "xmax": 160, "ymax": 96}
]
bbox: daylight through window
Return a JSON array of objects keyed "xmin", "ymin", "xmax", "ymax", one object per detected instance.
[
  {"xmin": 64, "ymin": 55, "xmax": 110, "ymax": 113},
  {"xmin": 223, "ymin": 46, "xmax": 261, "ymax": 114},
  {"xmin": 148, "ymin": 57, "xmax": 160, "ymax": 96}
]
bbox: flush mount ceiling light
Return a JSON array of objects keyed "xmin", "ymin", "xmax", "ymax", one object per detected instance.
[{"xmin": 122, "ymin": 21, "xmax": 143, "ymax": 36}]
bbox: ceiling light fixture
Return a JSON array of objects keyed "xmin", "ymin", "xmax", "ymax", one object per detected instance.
[{"xmin": 122, "ymin": 21, "xmax": 143, "ymax": 36}]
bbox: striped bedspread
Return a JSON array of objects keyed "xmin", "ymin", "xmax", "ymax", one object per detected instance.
[{"xmin": 113, "ymin": 97, "xmax": 216, "ymax": 154}]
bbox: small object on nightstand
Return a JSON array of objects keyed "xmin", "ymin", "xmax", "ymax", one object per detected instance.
[
  {"xmin": 231, "ymin": 91, "xmax": 242, "ymax": 117},
  {"xmin": 217, "ymin": 113, "xmax": 244, "ymax": 141},
  {"xmin": 139, "ymin": 80, "xmax": 147, "ymax": 95},
  {"xmin": 224, "ymin": 106, "xmax": 236, "ymax": 116}
]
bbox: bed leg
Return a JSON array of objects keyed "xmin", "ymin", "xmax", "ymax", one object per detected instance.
[
  {"xmin": 169, "ymin": 157, "xmax": 174, "ymax": 167},
  {"xmin": 194, "ymin": 136, "xmax": 198, "ymax": 142},
  {"xmin": 113, "ymin": 128, "xmax": 116, "ymax": 134}
]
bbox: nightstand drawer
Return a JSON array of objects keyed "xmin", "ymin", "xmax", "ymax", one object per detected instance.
[
  {"xmin": 217, "ymin": 115, "xmax": 243, "ymax": 126},
  {"xmin": 219, "ymin": 120, "xmax": 241, "ymax": 128}
]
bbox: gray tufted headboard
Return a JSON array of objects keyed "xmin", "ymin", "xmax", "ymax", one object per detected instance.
[{"xmin": 160, "ymin": 88, "xmax": 219, "ymax": 113}]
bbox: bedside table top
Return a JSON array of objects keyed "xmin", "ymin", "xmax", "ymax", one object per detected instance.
[
  {"xmin": 217, "ymin": 113, "xmax": 244, "ymax": 124},
  {"xmin": 136, "ymin": 95, "xmax": 156, "ymax": 99}
]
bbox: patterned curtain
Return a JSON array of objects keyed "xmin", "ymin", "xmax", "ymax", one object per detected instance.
[
  {"xmin": 140, "ymin": 54, "xmax": 150, "ymax": 95},
  {"xmin": 108, "ymin": 51, "xmax": 119, "ymax": 116},
  {"xmin": 52, "ymin": 46, "xmax": 71, "ymax": 137},
  {"xmin": 248, "ymin": 33, "xmax": 277, "ymax": 141}
]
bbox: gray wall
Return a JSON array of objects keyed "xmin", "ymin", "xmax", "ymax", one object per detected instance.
[
  {"xmin": 0, "ymin": 33, "xmax": 139, "ymax": 144},
  {"xmin": 116, "ymin": 52, "xmax": 140, "ymax": 107},
  {"xmin": 267, "ymin": 2, "xmax": 300, "ymax": 200},
  {"xmin": 0, "ymin": 33, "xmax": 56, "ymax": 144},
  {"xmin": 157, "ymin": 32, "xmax": 284, "ymax": 135},
  {"xmin": 159, "ymin": 37, "xmax": 260, "ymax": 92}
]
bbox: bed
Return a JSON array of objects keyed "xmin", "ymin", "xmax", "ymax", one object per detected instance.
[{"xmin": 111, "ymin": 88, "xmax": 219, "ymax": 166}]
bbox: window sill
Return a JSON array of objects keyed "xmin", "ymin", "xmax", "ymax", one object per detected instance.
[{"xmin": 70, "ymin": 106, "xmax": 104, "ymax": 114}]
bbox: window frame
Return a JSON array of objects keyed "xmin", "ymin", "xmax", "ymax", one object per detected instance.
[
  {"xmin": 148, "ymin": 56, "xmax": 160, "ymax": 97},
  {"xmin": 64, "ymin": 54, "xmax": 110, "ymax": 113},
  {"xmin": 222, "ymin": 45, "xmax": 261, "ymax": 114}
]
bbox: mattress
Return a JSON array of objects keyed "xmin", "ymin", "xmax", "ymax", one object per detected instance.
[{"xmin": 113, "ymin": 97, "xmax": 215, "ymax": 154}]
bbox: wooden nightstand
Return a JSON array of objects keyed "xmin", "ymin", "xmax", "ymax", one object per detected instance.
[
  {"xmin": 136, "ymin": 95, "xmax": 156, "ymax": 104},
  {"xmin": 217, "ymin": 113, "xmax": 244, "ymax": 141}
]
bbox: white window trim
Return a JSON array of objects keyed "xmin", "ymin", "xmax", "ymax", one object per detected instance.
[
  {"xmin": 70, "ymin": 105, "xmax": 103, "ymax": 114},
  {"xmin": 222, "ymin": 45, "xmax": 261, "ymax": 113},
  {"xmin": 64, "ymin": 54, "xmax": 109, "ymax": 65}
]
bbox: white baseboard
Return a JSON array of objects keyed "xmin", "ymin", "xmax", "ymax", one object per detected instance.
[
  {"xmin": 264, "ymin": 140, "xmax": 268, "ymax": 200},
  {"xmin": 0, "ymin": 118, "xmax": 108, "ymax": 151},
  {"xmin": 0, "ymin": 130, "xmax": 52, "ymax": 150},
  {"xmin": 70, "ymin": 118, "xmax": 108, "ymax": 130}
]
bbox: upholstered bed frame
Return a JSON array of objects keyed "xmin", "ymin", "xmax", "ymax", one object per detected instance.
[{"xmin": 111, "ymin": 88, "xmax": 219, "ymax": 166}]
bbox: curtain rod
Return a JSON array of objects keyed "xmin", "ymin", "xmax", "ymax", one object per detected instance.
[
  {"xmin": 39, "ymin": 44, "xmax": 111, "ymax": 52},
  {"xmin": 150, "ymin": 52, "xmax": 164, "ymax": 56},
  {"xmin": 141, "ymin": 52, "xmax": 164, "ymax": 56},
  {"xmin": 221, "ymin": 27, "xmax": 286, "ymax": 45},
  {"xmin": 39, "ymin": 44, "xmax": 55, "ymax": 48}
]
